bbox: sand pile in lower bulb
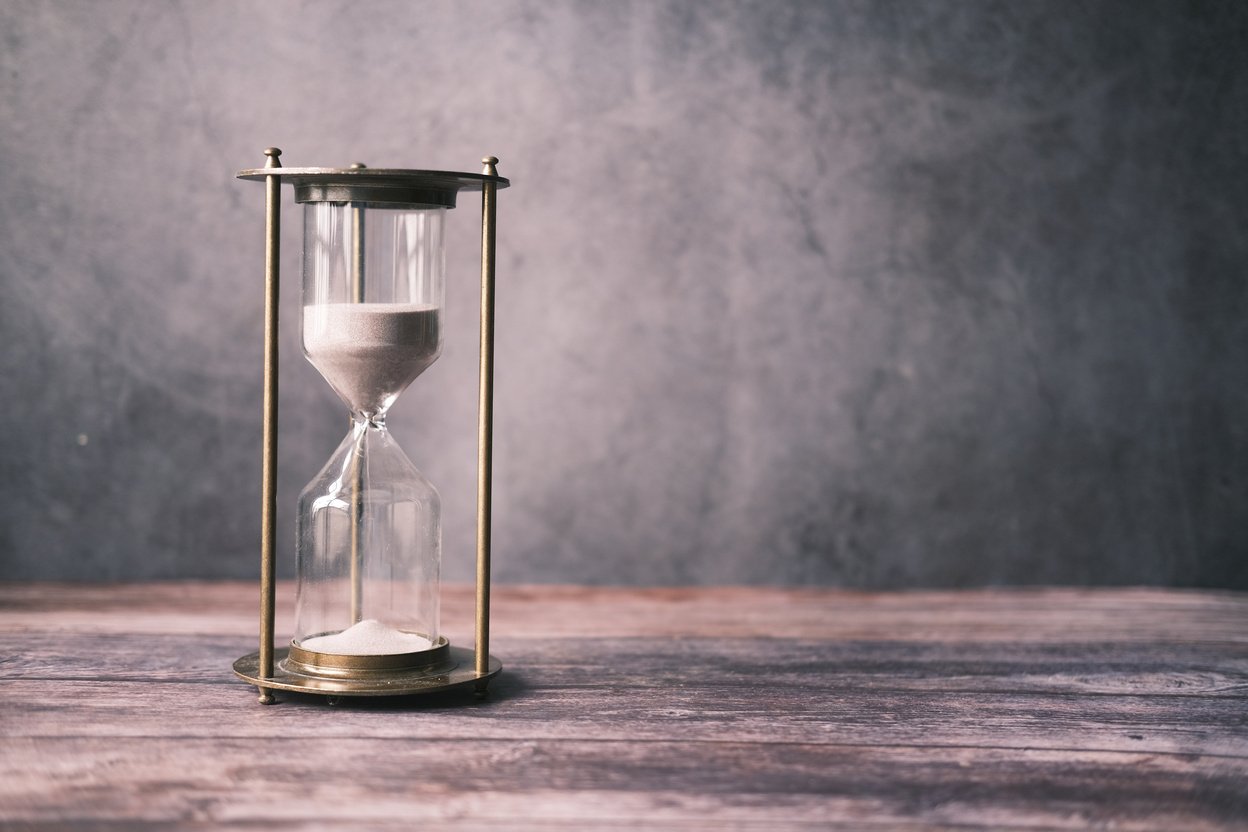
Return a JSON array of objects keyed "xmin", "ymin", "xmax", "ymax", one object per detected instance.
[{"xmin": 299, "ymin": 619, "xmax": 434, "ymax": 655}]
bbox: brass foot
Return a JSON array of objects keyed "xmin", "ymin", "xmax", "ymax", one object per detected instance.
[{"xmin": 258, "ymin": 688, "xmax": 276, "ymax": 705}]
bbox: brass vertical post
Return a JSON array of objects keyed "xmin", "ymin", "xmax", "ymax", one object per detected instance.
[
  {"xmin": 258, "ymin": 146, "xmax": 282, "ymax": 705},
  {"xmin": 349, "ymin": 163, "xmax": 366, "ymax": 625},
  {"xmin": 350, "ymin": 163, "xmax": 367, "ymax": 302},
  {"xmin": 475, "ymin": 156, "xmax": 499, "ymax": 682}
]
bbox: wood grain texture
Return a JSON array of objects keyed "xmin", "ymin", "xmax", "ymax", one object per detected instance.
[
  {"xmin": 2, "ymin": 582, "xmax": 1246, "ymax": 640},
  {"xmin": 1, "ymin": 585, "xmax": 1246, "ymax": 830}
]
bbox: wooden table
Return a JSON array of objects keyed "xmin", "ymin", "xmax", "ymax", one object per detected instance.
[{"xmin": 1, "ymin": 583, "xmax": 1246, "ymax": 830}]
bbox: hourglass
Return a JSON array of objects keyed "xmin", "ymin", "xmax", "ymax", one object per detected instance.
[{"xmin": 232, "ymin": 149, "xmax": 508, "ymax": 702}]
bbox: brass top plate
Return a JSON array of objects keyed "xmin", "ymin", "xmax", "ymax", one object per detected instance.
[{"xmin": 236, "ymin": 166, "xmax": 510, "ymax": 208}]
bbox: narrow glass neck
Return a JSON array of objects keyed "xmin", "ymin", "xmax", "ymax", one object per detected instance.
[{"xmin": 352, "ymin": 412, "xmax": 387, "ymax": 432}]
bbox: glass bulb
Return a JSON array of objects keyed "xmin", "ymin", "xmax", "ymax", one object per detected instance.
[{"xmin": 293, "ymin": 200, "xmax": 445, "ymax": 662}]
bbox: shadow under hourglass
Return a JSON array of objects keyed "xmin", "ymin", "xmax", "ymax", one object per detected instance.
[{"xmin": 266, "ymin": 668, "xmax": 533, "ymax": 711}]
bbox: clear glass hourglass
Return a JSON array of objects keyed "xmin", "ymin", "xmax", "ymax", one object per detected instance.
[
  {"xmin": 231, "ymin": 152, "xmax": 507, "ymax": 702},
  {"xmin": 289, "ymin": 199, "xmax": 446, "ymax": 672}
]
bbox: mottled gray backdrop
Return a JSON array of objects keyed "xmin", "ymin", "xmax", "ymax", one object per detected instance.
[{"xmin": 1, "ymin": 1, "xmax": 1245, "ymax": 587}]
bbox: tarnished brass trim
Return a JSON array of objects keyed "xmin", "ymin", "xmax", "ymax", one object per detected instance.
[
  {"xmin": 475, "ymin": 156, "xmax": 499, "ymax": 679},
  {"xmin": 235, "ymin": 646, "xmax": 501, "ymax": 698},
  {"xmin": 258, "ymin": 146, "xmax": 282, "ymax": 704},
  {"xmin": 237, "ymin": 166, "xmax": 510, "ymax": 191},
  {"xmin": 237, "ymin": 166, "xmax": 510, "ymax": 207},
  {"xmin": 285, "ymin": 635, "xmax": 452, "ymax": 679}
]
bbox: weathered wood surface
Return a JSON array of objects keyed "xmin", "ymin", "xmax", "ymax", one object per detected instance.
[
  {"xmin": 1, "ymin": 584, "xmax": 1246, "ymax": 830},
  {"xmin": 3, "ymin": 582, "xmax": 1246, "ymax": 641}
]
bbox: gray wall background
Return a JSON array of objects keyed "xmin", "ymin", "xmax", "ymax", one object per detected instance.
[{"xmin": 1, "ymin": 0, "xmax": 1245, "ymax": 587}]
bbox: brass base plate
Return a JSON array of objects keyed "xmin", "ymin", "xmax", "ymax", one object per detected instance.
[{"xmin": 233, "ymin": 646, "xmax": 501, "ymax": 698}]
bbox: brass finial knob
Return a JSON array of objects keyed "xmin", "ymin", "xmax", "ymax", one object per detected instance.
[
  {"xmin": 482, "ymin": 156, "xmax": 499, "ymax": 176},
  {"xmin": 263, "ymin": 147, "xmax": 282, "ymax": 168}
]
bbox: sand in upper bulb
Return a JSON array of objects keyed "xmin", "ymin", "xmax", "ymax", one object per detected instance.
[
  {"xmin": 299, "ymin": 619, "xmax": 434, "ymax": 655},
  {"xmin": 303, "ymin": 302, "xmax": 440, "ymax": 416}
]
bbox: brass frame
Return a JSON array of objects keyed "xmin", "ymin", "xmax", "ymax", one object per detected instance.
[
  {"xmin": 233, "ymin": 150, "xmax": 510, "ymax": 703},
  {"xmin": 349, "ymin": 164, "xmax": 366, "ymax": 626}
]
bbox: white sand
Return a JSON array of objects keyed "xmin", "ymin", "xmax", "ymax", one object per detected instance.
[
  {"xmin": 303, "ymin": 302, "xmax": 440, "ymax": 416},
  {"xmin": 298, "ymin": 619, "xmax": 434, "ymax": 655}
]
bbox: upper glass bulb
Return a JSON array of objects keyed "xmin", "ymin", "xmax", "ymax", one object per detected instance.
[
  {"xmin": 294, "ymin": 199, "xmax": 447, "ymax": 660},
  {"xmin": 301, "ymin": 202, "xmax": 446, "ymax": 417}
]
